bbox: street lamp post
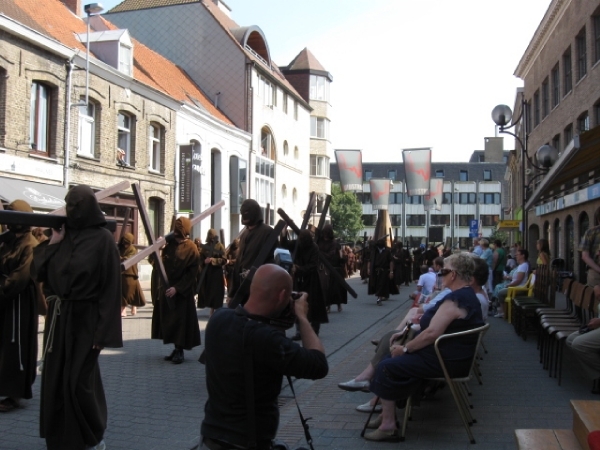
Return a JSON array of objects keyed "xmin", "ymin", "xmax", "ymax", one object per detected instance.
[
  {"xmin": 83, "ymin": 3, "xmax": 104, "ymax": 106},
  {"xmin": 491, "ymin": 103, "xmax": 558, "ymax": 249}
]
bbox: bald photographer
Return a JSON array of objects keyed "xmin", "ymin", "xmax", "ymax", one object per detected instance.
[{"xmin": 200, "ymin": 264, "xmax": 328, "ymax": 450}]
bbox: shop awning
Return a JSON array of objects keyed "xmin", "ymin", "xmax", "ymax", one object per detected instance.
[
  {"xmin": 0, "ymin": 177, "xmax": 66, "ymax": 210},
  {"xmin": 525, "ymin": 126, "xmax": 600, "ymax": 210}
]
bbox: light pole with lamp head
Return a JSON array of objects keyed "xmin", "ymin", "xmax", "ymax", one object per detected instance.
[
  {"xmin": 83, "ymin": 3, "xmax": 104, "ymax": 106},
  {"xmin": 491, "ymin": 103, "xmax": 558, "ymax": 250}
]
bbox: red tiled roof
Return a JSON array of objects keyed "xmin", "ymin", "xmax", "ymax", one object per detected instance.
[
  {"xmin": 8, "ymin": 0, "xmax": 233, "ymax": 125},
  {"xmin": 109, "ymin": 0, "xmax": 198, "ymax": 14}
]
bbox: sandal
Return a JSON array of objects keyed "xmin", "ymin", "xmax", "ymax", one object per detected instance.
[{"xmin": 0, "ymin": 398, "xmax": 19, "ymax": 413}]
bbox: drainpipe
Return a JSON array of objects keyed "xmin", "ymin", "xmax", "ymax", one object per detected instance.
[{"xmin": 63, "ymin": 57, "xmax": 75, "ymax": 189}]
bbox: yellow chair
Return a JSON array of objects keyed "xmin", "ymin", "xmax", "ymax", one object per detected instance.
[{"xmin": 504, "ymin": 273, "xmax": 535, "ymax": 323}]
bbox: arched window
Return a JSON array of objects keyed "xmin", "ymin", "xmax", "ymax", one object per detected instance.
[
  {"xmin": 553, "ymin": 218, "xmax": 561, "ymax": 261},
  {"xmin": 283, "ymin": 140, "xmax": 289, "ymax": 157},
  {"xmin": 579, "ymin": 212, "xmax": 590, "ymax": 283},
  {"xmin": 565, "ymin": 215, "xmax": 574, "ymax": 271},
  {"xmin": 294, "ymin": 146, "xmax": 299, "ymax": 160}
]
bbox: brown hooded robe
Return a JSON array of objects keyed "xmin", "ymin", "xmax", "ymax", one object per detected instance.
[
  {"xmin": 119, "ymin": 233, "xmax": 146, "ymax": 308},
  {"xmin": 32, "ymin": 185, "xmax": 123, "ymax": 450},
  {"xmin": 0, "ymin": 200, "xmax": 39, "ymax": 402},
  {"xmin": 196, "ymin": 229, "xmax": 226, "ymax": 310},
  {"xmin": 153, "ymin": 217, "xmax": 201, "ymax": 349}
]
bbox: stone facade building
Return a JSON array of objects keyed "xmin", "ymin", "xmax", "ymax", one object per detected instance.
[
  {"xmin": 0, "ymin": 0, "xmax": 248, "ymax": 247},
  {"xmin": 507, "ymin": 0, "xmax": 600, "ymax": 279}
]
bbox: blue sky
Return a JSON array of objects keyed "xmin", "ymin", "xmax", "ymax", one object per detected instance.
[{"xmin": 100, "ymin": 0, "xmax": 552, "ymax": 162}]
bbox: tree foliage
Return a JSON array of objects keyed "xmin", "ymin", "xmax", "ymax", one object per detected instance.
[
  {"xmin": 329, "ymin": 183, "xmax": 363, "ymax": 243},
  {"xmin": 488, "ymin": 225, "xmax": 509, "ymax": 245}
]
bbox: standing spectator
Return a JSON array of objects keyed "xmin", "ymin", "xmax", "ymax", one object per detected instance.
[
  {"xmin": 472, "ymin": 237, "xmax": 483, "ymax": 257},
  {"xmin": 0, "ymin": 200, "xmax": 39, "ymax": 413},
  {"xmin": 118, "ymin": 232, "xmax": 146, "ymax": 317},
  {"xmin": 155, "ymin": 217, "xmax": 200, "ymax": 365},
  {"xmin": 369, "ymin": 237, "xmax": 398, "ymax": 306},
  {"xmin": 492, "ymin": 239, "xmax": 507, "ymax": 288},
  {"xmin": 536, "ymin": 238, "xmax": 551, "ymax": 267},
  {"xmin": 480, "ymin": 239, "xmax": 494, "ymax": 294},
  {"xmin": 196, "ymin": 229, "xmax": 227, "ymax": 317},
  {"xmin": 318, "ymin": 225, "xmax": 347, "ymax": 313},
  {"xmin": 32, "ymin": 185, "xmax": 122, "ymax": 450},
  {"xmin": 227, "ymin": 199, "xmax": 275, "ymax": 306}
]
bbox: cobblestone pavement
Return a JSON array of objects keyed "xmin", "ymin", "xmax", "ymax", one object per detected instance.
[{"xmin": 1, "ymin": 275, "xmax": 597, "ymax": 450}]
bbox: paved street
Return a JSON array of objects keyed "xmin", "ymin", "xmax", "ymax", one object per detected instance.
[{"xmin": 1, "ymin": 275, "xmax": 598, "ymax": 450}]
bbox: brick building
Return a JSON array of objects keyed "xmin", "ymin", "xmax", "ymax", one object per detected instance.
[
  {"xmin": 0, "ymin": 0, "xmax": 247, "ymax": 246},
  {"xmin": 506, "ymin": 0, "xmax": 600, "ymax": 279}
]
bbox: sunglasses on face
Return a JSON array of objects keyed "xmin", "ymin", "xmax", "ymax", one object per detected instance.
[{"xmin": 437, "ymin": 268, "xmax": 455, "ymax": 277}]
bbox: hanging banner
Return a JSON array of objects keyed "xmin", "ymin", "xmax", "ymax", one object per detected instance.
[
  {"xmin": 402, "ymin": 148, "xmax": 431, "ymax": 196},
  {"xmin": 424, "ymin": 178, "xmax": 443, "ymax": 211},
  {"xmin": 178, "ymin": 145, "xmax": 193, "ymax": 212},
  {"xmin": 370, "ymin": 178, "xmax": 391, "ymax": 210},
  {"xmin": 335, "ymin": 149, "xmax": 363, "ymax": 192}
]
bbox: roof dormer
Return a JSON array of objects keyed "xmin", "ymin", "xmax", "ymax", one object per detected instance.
[{"xmin": 77, "ymin": 28, "xmax": 133, "ymax": 76}]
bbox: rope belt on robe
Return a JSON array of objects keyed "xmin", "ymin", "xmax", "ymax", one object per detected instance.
[
  {"xmin": 10, "ymin": 294, "xmax": 24, "ymax": 371},
  {"xmin": 39, "ymin": 295, "xmax": 61, "ymax": 372}
]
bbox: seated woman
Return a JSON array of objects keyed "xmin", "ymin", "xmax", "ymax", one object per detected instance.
[{"xmin": 363, "ymin": 253, "xmax": 484, "ymax": 442}]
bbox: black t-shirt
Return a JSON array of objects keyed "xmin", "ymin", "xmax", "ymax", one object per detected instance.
[{"xmin": 201, "ymin": 307, "xmax": 328, "ymax": 448}]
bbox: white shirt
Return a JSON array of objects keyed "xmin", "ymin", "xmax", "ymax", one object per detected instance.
[
  {"xmin": 515, "ymin": 262, "xmax": 529, "ymax": 287},
  {"xmin": 417, "ymin": 270, "xmax": 437, "ymax": 295}
]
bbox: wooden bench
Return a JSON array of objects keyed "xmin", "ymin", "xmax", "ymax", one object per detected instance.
[{"xmin": 515, "ymin": 400, "xmax": 600, "ymax": 450}]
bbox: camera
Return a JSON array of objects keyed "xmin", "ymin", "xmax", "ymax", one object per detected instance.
[{"xmin": 269, "ymin": 292, "xmax": 300, "ymax": 330}]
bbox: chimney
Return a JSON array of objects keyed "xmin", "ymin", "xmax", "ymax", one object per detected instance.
[
  {"xmin": 484, "ymin": 137, "xmax": 504, "ymax": 163},
  {"xmin": 61, "ymin": 0, "xmax": 82, "ymax": 16}
]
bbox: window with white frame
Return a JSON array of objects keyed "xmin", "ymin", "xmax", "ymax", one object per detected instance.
[
  {"xmin": 259, "ymin": 75, "xmax": 275, "ymax": 107},
  {"xmin": 283, "ymin": 141, "xmax": 289, "ymax": 157},
  {"xmin": 309, "ymin": 74, "xmax": 330, "ymax": 102},
  {"xmin": 294, "ymin": 146, "xmax": 299, "ymax": 159},
  {"xmin": 118, "ymin": 112, "xmax": 134, "ymax": 165},
  {"xmin": 30, "ymin": 81, "xmax": 51, "ymax": 154},
  {"xmin": 78, "ymin": 100, "xmax": 95, "ymax": 157},
  {"xmin": 149, "ymin": 123, "xmax": 163, "ymax": 172},
  {"xmin": 119, "ymin": 44, "xmax": 133, "ymax": 76},
  {"xmin": 294, "ymin": 101, "xmax": 298, "ymax": 120},
  {"xmin": 283, "ymin": 93, "xmax": 288, "ymax": 114},
  {"xmin": 310, "ymin": 116, "xmax": 329, "ymax": 139},
  {"xmin": 254, "ymin": 156, "xmax": 274, "ymax": 210},
  {"xmin": 310, "ymin": 155, "xmax": 329, "ymax": 177}
]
